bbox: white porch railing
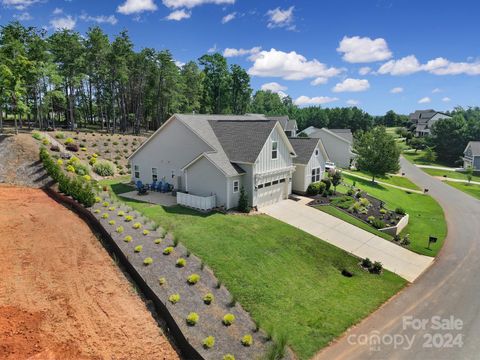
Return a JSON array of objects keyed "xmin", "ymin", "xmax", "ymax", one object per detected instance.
[{"xmin": 177, "ymin": 192, "xmax": 216, "ymax": 211}]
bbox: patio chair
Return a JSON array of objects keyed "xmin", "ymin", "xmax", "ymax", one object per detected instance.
[
  {"xmin": 156, "ymin": 181, "xmax": 164, "ymax": 192},
  {"xmin": 150, "ymin": 180, "xmax": 157, "ymax": 191},
  {"xmin": 136, "ymin": 180, "xmax": 144, "ymax": 191}
]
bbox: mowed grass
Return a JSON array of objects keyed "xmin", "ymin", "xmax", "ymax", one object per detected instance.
[
  {"xmin": 422, "ymin": 168, "xmax": 480, "ymax": 182},
  {"xmin": 346, "ymin": 170, "xmax": 421, "ymax": 191},
  {"xmin": 340, "ymin": 174, "xmax": 447, "ymax": 256},
  {"xmin": 102, "ymin": 178, "xmax": 406, "ymax": 360},
  {"xmin": 445, "ymin": 181, "xmax": 480, "ymax": 200},
  {"xmin": 402, "ymin": 150, "xmax": 452, "ymax": 168},
  {"xmin": 315, "ymin": 205, "xmax": 393, "ymax": 241}
]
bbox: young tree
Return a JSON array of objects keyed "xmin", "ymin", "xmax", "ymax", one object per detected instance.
[
  {"xmin": 409, "ymin": 137, "xmax": 427, "ymax": 152},
  {"xmin": 238, "ymin": 186, "xmax": 249, "ymax": 213},
  {"xmin": 424, "ymin": 146, "xmax": 437, "ymax": 163},
  {"xmin": 430, "ymin": 115, "xmax": 467, "ymax": 165},
  {"xmin": 353, "ymin": 127, "xmax": 400, "ymax": 182},
  {"xmin": 330, "ymin": 169, "xmax": 342, "ymax": 194},
  {"xmin": 465, "ymin": 165, "xmax": 474, "ymax": 184}
]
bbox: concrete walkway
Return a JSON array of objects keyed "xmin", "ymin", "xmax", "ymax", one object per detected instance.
[
  {"xmin": 343, "ymin": 171, "xmax": 424, "ymax": 194},
  {"xmin": 262, "ymin": 197, "xmax": 433, "ymax": 282},
  {"xmin": 416, "ymin": 164, "xmax": 464, "ymax": 171},
  {"xmin": 434, "ymin": 176, "xmax": 480, "ymax": 185}
]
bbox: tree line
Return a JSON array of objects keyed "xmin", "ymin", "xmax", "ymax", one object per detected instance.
[{"xmin": 0, "ymin": 21, "xmax": 380, "ymax": 135}]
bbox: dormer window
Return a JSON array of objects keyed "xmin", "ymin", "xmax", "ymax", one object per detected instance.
[
  {"xmin": 315, "ymin": 149, "xmax": 319, "ymax": 156},
  {"xmin": 272, "ymin": 141, "xmax": 278, "ymax": 160}
]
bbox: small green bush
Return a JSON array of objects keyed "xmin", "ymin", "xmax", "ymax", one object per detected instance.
[
  {"xmin": 143, "ymin": 257, "xmax": 153, "ymax": 266},
  {"xmin": 55, "ymin": 132, "xmax": 65, "ymax": 139},
  {"xmin": 103, "ymin": 201, "xmax": 109, "ymax": 207},
  {"xmin": 94, "ymin": 209, "xmax": 100, "ymax": 214},
  {"xmin": 108, "ymin": 220, "xmax": 115, "ymax": 225},
  {"xmin": 116, "ymin": 226, "xmax": 124, "ymax": 233},
  {"xmin": 367, "ymin": 216, "xmax": 375, "ymax": 223},
  {"xmin": 125, "ymin": 215, "xmax": 133, "ymax": 222},
  {"xmin": 346, "ymin": 188, "xmax": 354, "ymax": 196},
  {"xmin": 176, "ymin": 258, "xmax": 186, "ymax": 267},
  {"xmin": 371, "ymin": 218, "xmax": 386, "ymax": 229},
  {"xmin": 187, "ymin": 274, "xmax": 200, "ymax": 285},
  {"xmin": 395, "ymin": 207, "xmax": 406, "ymax": 215},
  {"xmin": 154, "ymin": 238, "xmax": 162, "ymax": 244},
  {"xmin": 163, "ymin": 247, "xmax": 174, "ymax": 255},
  {"xmin": 223, "ymin": 355, "xmax": 235, "ymax": 360},
  {"xmin": 66, "ymin": 165, "xmax": 75, "ymax": 173},
  {"xmin": 306, "ymin": 181, "xmax": 326, "ymax": 196},
  {"xmin": 64, "ymin": 137, "xmax": 75, "ymax": 145},
  {"xmin": 158, "ymin": 277, "xmax": 166, "ymax": 285},
  {"xmin": 133, "ymin": 222, "xmax": 142, "ymax": 229},
  {"xmin": 32, "ymin": 132, "xmax": 43, "ymax": 140},
  {"xmin": 94, "ymin": 196, "xmax": 101, "ymax": 203},
  {"xmin": 101, "ymin": 213, "xmax": 109, "ymax": 219},
  {"xmin": 222, "ymin": 313, "xmax": 235, "ymax": 326},
  {"xmin": 203, "ymin": 336, "xmax": 215, "ymax": 349},
  {"xmin": 143, "ymin": 229, "xmax": 150, "ymax": 235},
  {"xmin": 108, "ymin": 206, "xmax": 115, "ymax": 211},
  {"xmin": 370, "ymin": 261, "xmax": 383, "ymax": 274},
  {"xmin": 380, "ymin": 208, "xmax": 388, "ymax": 214},
  {"xmin": 124, "ymin": 235, "xmax": 132, "ymax": 242},
  {"xmin": 134, "ymin": 245, "xmax": 143, "ymax": 253},
  {"xmin": 241, "ymin": 334, "xmax": 253, "ymax": 347},
  {"xmin": 93, "ymin": 160, "xmax": 116, "ymax": 176},
  {"xmin": 74, "ymin": 163, "xmax": 89, "ymax": 176},
  {"xmin": 118, "ymin": 211, "xmax": 125, "ymax": 217},
  {"xmin": 168, "ymin": 293, "xmax": 180, "ymax": 304},
  {"xmin": 186, "ymin": 312, "xmax": 199, "ymax": 326},
  {"xmin": 203, "ymin": 293, "xmax": 214, "ymax": 305},
  {"xmin": 361, "ymin": 258, "xmax": 372, "ymax": 269}
]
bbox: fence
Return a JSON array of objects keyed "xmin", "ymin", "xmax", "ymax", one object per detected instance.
[{"xmin": 177, "ymin": 192, "xmax": 216, "ymax": 211}]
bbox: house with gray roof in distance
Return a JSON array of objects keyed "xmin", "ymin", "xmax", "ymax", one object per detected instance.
[
  {"xmin": 463, "ymin": 141, "xmax": 480, "ymax": 171},
  {"xmin": 409, "ymin": 109, "xmax": 452, "ymax": 137},
  {"xmin": 266, "ymin": 116, "xmax": 299, "ymax": 137},
  {"xmin": 128, "ymin": 114, "xmax": 298, "ymax": 210},
  {"xmin": 299, "ymin": 126, "xmax": 355, "ymax": 168}
]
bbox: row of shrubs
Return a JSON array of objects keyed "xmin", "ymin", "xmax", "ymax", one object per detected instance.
[{"xmin": 40, "ymin": 147, "xmax": 96, "ymax": 207}]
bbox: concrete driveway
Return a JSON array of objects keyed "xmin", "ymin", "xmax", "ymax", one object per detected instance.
[{"xmin": 262, "ymin": 197, "xmax": 433, "ymax": 282}]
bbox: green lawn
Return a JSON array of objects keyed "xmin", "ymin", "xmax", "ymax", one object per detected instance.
[
  {"xmin": 340, "ymin": 174, "xmax": 447, "ymax": 256},
  {"xmin": 402, "ymin": 149, "xmax": 452, "ymax": 168},
  {"xmin": 315, "ymin": 205, "xmax": 393, "ymax": 241},
  {"xmin": 422, "ymin": 168, "xmax": 480, "ymax": 182},
  {"xmin": 347, "ymin": 170, "xmax": 421, "ymax": 191},
  {"xmin": 101, "ymin": 178, "xmax": 406, "ymax": 360},
  {"xmin": 445, "ymin": 181, "xmax": 480, "ymax": 200}
]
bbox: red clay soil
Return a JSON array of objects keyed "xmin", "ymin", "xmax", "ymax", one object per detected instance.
[{"xmin": 0, "ymin": 186, "xmax": 179, "ymax": 360}]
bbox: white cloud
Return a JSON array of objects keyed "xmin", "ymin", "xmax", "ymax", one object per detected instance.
[
  {"xmin": 432, "ymin": 88, "xmax": 442, "ymax": 93},
  {"xmin": 162, "ymin": 0, "xmax": 234, "ymax": 9},
  {"xmin": 337, "ymin": 36, "xmax": 392, "ymax": 63},
  {"xmin": 442, "ymin": 97, "xmax": 451, "ymax": 102},
  {"xmin": 2, "ymin": 0, "xmax": 39, "ymax": 10},
  {"xmin": 207, "ymin": 44, "xmax": 218, "ymax": 53},
  {"xmin": 261, "ymin": 82, "xmax": 287, "ymax": 93},
  {"xmin": 175, "ymin": 60, "xmax": 185, "ymax": 67},
  {"xmin": 221, "ymin": 12, "xmax": 235, "ymax": 23},
  {"xmin": 53, "ymin": 7, "xmax": 63, "ymax": 15},
  {"xmin": 294, "ymin": 96, "xmax": 339, "ymax": 106},
  {"xmin": 166, "ymin": 9, "xmax": 191, "ymax": 20},
  {"xmin": 266, "ymin": 6, "xmax": 295, "ymax": 30},
  {"xmin": 310, "ymin": 77, "xmax": 328, "ymax": 86},
  {"xmin": 346, "ymin": 99, "xmax": 360, "ymax": 106},
  {"xmin": 378, "ymin": 55, "xmax": 480, "ymax": 76},
  {"xmin": 223, "ymin": 46, "xmax": 261, "ymax": 58},
  {"xmin": 332, "ymin": 78, "xmax": 370, "ymax": 93},
  {"xmin": 117, "ymin": 0, "xmax": 157, "ymax": 15},
  {"xmin": 390, "ymin": 87, "xmax": 403, "ymax": 94},
  {"xmin": 358, "ymin": 66, "xmax": 371, "ymax": 75},
  {"xmin": 80, "ymin": 13, "xmax": 118, "ymax": 25},
  {"xmin": 13, "ymin": 11, "xmax": 32, "ymax": 20},
  {"xmin": 50, "ymin": 15, "xmax": 76, "ymax": 30},
  {"xmin": 248, "ymin": 48, "xmax": 343, "ymax": 81},
  {"xmin": 418, "ymin": 96, "xmax": 431, "ymax": 104}
]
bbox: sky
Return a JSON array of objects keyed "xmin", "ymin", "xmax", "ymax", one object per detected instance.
[{"xmin": 1, "ymin": 0, "xmax": 480, "ymax": 115}]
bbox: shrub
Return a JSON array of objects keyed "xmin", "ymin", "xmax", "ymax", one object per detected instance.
[
  {"xmin": 359, "ymin": 197, "xmax": 371, "ymax": 207},
  {"xmin": 143, "ymin": 257, "xmax": 153, "ymax": 266},
  {"xmin": 223, "ymin": 314, "xmax": 235, "ymax": 326},
  {"xmin": 370, "ymin": 261, "xmax": 383, "ymax": 274},
  {"xmin": 223, "ymin": 355, "xmax": 235, "ymax": 360},
  {"xmin": 265, "ymin": 333, "xmax": 288, "ymax": 360},
  {"xmin": 401, "ymin": 234, "xmax": 411, "ymax": 246},
  {"xmin": 163, "ymin": 247, "xmax": 174, "ymax": 255},
  {"xmin": 93, "ymin": 160, "xmax": 116, "ymax": 176},
  {"xmin": 158, "ymin": 277, "xmax": 166, "ymax": 285},
  {"xmin": 94, "ymin": 209, "xmax": 100, "ymax": 214},
  {"xmin": 367, "ymin": 216, "xmax": 375, "ymax": 223},
  {"xmin": 238, "ymin": 186, "xmax": 250, "ymax": 213},
  {"xmin": 168, "ymin": 293, "xmax": 180, "ymax": 304},
  {"xmin": 83, "ymin": 175, "xmax": 91, "ymax": 181},
  {"xmin": 57, "ymin": 159, "xmax": 64, "ymax": 166},
  {"xmin": 154, "ymin": 238, "xmax": 162, "ymax": 244},
  {"xmin": 125, "ymin": 215, "xmax": 133, "ymax": 222},
  {"xmin": 89, "ymin": 157, "xmax": 97, "ymax": 166},
  {"xmin": 380, "ymin": 208, "xmax": 388, "ymax": 214},
  {"xmin": 66, "ymin": 165, "xmax": 75, "ymax": 173},
  {"xmin": 361, "ymin": 258, "xmax": 372, "ymax": 269},
  {"xmin": 101, "ymin": 213, "xmax": 109, "ymax": 219},
  {"xmin": 108, "ymin": 220, "xmax": 115, "ymax": 225},
  {"xmin": 55, "ymin": 132, "xmax": 65, "ymax": 139},
  {"xmin": 66, "ymin": 143, "xmax": 79, "ymax": 152},
  {"xmin": 108, "ymin": 206, "xmax": 115, "ymax": 211},
  {"xmin": 50, "ymin": 144, "xmax": 60, "ymax": 152},
  {"xmin": 118, "ymin": 211, "xmax": 125, "ymax": 217},
  {"xmin": 346, "ymin": 188, "xmax": 354, "ymax": 196},
  {"xmin": 80, "ymin": 147, "xmax": 87, "ymax": 151},
  {"xmin": 142, "ymin": 229, "xmax": 150, "ymax": 236},
  {"xmin": 116, "ymin": 226, "xmax": 124, "ymax": 233},
  {"xmin": 395, "ymin": 207, "xmax": 406, "ymax": 215},
  {"xmin": 241, "ymin": 334, "xmax": 253, "ymax": 347},
  {"xmin": 74, "ymin": 163, "xmax": 89, "ymax": 176},
  {"xmin": 307, "ymin": 181, "xmax": 327, "ymax": 195},
  {"xmin": 176, "ymin": 258, "xmax": 186, "ymax": 267},
  {"xmin": 134, "ymin": 245, "xmax": 143, "ymax": 253},
  {"xmin": 103, "ymin": 202, "xmax": 109, "ymax": 207},
  {"xmin": 133, "ymin": 222, "xmax": 142, "ymax": 229},
  {"xmin": 94, "ymin": 196, "xmax": 101, "ymax": 203},
  {"xmin": 321, "ymin": 178, "xmax": 331, "ymax": 191},
  {"xmin": 124, "ymin": 235, "xmax": 132, "ymax": 242},
  {"xmin": 42, "ymin": 138, "xmax": 50, "ymax": 146},
  {"xmin": 187, "ymin": 273, "xmax": 200, "ymax": 285},
  {"xmin": 186, "ymin": 312, "xmax": 199, "ymax": 326},
  {"xmin": 32, "ymin": 132, "xmax": 43, "ymax": 140},
  {"xmin": 371, "ymin": 218, "xmax": 386, "ymax": 229},
  {"xmin": 203, "ymin": 336, "xmax": 215, "ymax": 349},
  {"xmin": 203, "ymin": 293, "xmax": 214, "ymax": 305},
  {"xmin": 64, "ymin": 137, "xmax": 75, "ymax": 145}
]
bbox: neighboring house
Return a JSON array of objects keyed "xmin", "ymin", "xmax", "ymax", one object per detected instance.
[
  {"xmin": 463, "ymin": 141, "xmax": 480, "ymax": 171},
  {"xmin": 289, "ymin": 138, "xmax": 328, "ymax": 194},
  {"xmin": 300, "ymin": 127, "xmax": 355, "ymax": 168},
  {"xmin": 128, "ymin": 114, "xmax": 297, "ymax": 210},
  {"xmin": 409, "ymin": 109, "xmax": 452, "ymax": 137},
  {"xmin": 267, "ymin": 116, "xmax": 299, "ymax": 137}
]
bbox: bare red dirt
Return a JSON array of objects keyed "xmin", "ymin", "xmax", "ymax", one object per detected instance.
[{"xmin": 0, "ymin": 186, "xmax": 179, "ymax": 360}]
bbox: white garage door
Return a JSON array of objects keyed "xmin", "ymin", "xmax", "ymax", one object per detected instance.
[{"xmin": 256, "ymin": 180, "xmax": 286, "ymax": 208}]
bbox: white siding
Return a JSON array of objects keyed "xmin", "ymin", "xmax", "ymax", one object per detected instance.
[
  {"xmin": 227, "ymin": 175, "xmax": 242, "ymax": 209},
  {"xmin": 129, "ymin": 119, "xmax": 212, "ymax": 190},
  {"xmin": 255, "ymin": 125, "xmax": 293, "ymax": 173},
  {"xmin": 313, "ymin": 130, "xmax": 352, "ymax": 168},
  {"xmin": 292, "ymin": 146, "xmax": 327, "ymax": 193}
]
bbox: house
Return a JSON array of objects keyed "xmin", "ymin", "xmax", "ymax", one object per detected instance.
[
  {"xmin": 463, "ymin": 141, "xmax": 480, "ymax": 171},
  {"xmin": 409, "ymin": 109, "xmax": 452, "ymax": 137},
  {"xmin": 267, "ymin": 116, "xmax": 299, "ymax": 137},
  {"xmin": 299, "ymin": 127, "xmax": 355, "ymax": 168},
  {"xmin": 128, "ymin": 114, "xmax": 297, "ymax": 210},
  {"xmin": 289, "ymin": 138, "xmax": 329, "ymax": 194}
]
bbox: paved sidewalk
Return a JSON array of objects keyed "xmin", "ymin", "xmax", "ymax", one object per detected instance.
[
  {"xmin": 434, "ymin": 176, "xmax": 480, "ymax": 185},
  {"xmin": 262, "ymin": 197, "xmax": 433, "ymax": 282},
  {"xmin": 416, "ymin": 164, "xmax": 464, "ymax": 171}
]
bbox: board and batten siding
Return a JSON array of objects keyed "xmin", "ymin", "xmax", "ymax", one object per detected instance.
[
  {"xmin": 129, "ymin": 118, "xmax": 212, "ymax": 190},
  {"xmin": 313, "ymin": 130, "xmax": 352, "ymax": 168},
  {"xmin": 292, "ymin": 145, "xmax": 327, "ymax": 193}
]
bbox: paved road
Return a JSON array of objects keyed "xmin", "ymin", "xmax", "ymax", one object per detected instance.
[
  {"xmin": 262, "ymin": 196, "xmax": 433, "ymax": 282},
  {"xmin": 315, "ymin": 157, "xmax": 480, "ymax": 360}
]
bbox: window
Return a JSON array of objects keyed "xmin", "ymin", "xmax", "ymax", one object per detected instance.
[
  {"xmin": 311, "ymin": 168, "xmax": 321, "ymax": 183},
  {"xmin": 279, "ymin": 178, "xmax": 286, "ymax": 183},
  {"xmin": 152, "ymin": 168, "xmax": 158, "ymax": 182},
  {"xmin": 134, "ymin": 165, "xmax": 140, "ymax": 179},
  {"xmin": 315, "ymin": 148, "xmax": 319, "ymax": 156},
  {"xmin": 272, "ymin": 180, "xmax": 279, "ymax": 185},
  {"xmin": 233, "ymin": 180, "xmax": 239, "ymax": 193},
  {"xmin": 272, "ymin": 141, "xmax": 278, "ymax": 160},
  {"xmin": 264, "ymin": 182, "xmax": 272, "ymax": 187},
  {"xmin": 257, "ymin": 184, "xmax": 264, "ymax": 189}
]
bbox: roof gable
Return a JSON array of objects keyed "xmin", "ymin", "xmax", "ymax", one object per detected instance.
[{"xmin": 289, "ymin": 138, "xmax": 325, "ymax": 164}]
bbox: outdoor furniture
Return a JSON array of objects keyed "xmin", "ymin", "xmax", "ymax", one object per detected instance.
[
  {"xmin": 156, "ymin": 181, "xmax": 164, "ymax": 192},
  {"xmin": 150, "ymin": 181, "xmax": 157, "ymax": 191},
  {"xmin": 136, "ymin": 180, "xmax": 144, "ymax": 190}
]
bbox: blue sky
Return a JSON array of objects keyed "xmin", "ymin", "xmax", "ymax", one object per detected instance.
[{"xmin": 1, "ymin": 0, "xmax": 480, "ymax": 115}]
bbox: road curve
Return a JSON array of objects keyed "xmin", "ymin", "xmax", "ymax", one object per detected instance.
[{"xmin": 315, "ymin": 157, "xmax": 480, "ymax": 360}]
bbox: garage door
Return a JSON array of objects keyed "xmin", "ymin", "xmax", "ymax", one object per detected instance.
[{"xmin": 256, "ymin": 180, "xmax": 286, "ymax": 208}]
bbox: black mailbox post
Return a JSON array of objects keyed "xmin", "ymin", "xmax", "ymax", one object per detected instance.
[{"xmin": 428, "ymin": 236, "xmax": 438, "ymax": 249}]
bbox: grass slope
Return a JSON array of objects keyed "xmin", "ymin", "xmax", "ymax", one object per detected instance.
[
  {"xmin": 445, "ymin": 181, "xmax": 480, "ymax": 200},
  {"xmin": 422, "ymin": 168, "xmax": 480, "ymax": 182},
  {"xmin": 402, "ymin": 150, "xmax": 452, "ymax": 168},
  {"xmin": 102, "ymin": 178, "xmax": 406, "ymax": 360},
  {"xmin": 340, "ymin": 174, "xmax": 447, "ymax": 256},
  {"xmin": 347, "ymin": 170, "xmax": 420, "ymax": 191}
]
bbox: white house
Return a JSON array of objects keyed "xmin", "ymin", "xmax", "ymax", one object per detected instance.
[
  {"xmin": 300, "ymin": 127, "xmax": 355, "ymax": 168},
  {"xmin": 409, "ymin": 110, "xmax": 452, "ymax": 137},
  {"xmin": 289, "ymin": 138, "xmax": 328, "ymax": 194},
  {"xmin": 463, "ymin": 141, "xmax": 480, "ymax": 171},
  {"xmin": 128, "ymin": 114, "xmax": 297, "ymax": 210}
]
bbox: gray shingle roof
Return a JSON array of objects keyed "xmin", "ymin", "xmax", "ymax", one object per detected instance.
[
  {"xmin": 328, "ymin": 129, "xmax": 353, "ymax": 143},
  {"xmin": 466, "ymin": 141, "xmax": 480, "ymax": 156},
  {"xmin": 288, "ymin": 138, "xmax": 320, "ymax": 164}
]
